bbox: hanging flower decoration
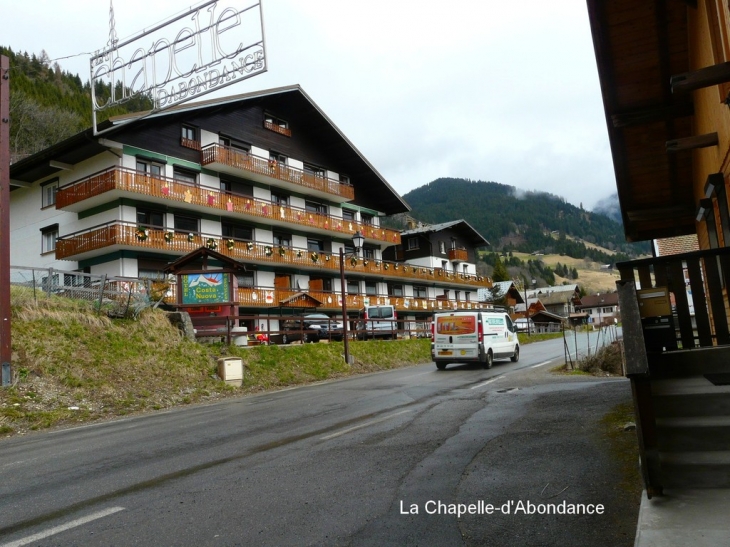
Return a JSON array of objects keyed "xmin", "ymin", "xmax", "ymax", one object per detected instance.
[
  {"xmin": 226, "ymin": 239, "xmax": 235, "ymax": 251},
  {"xmin": 325, "ymin": 255, "xmax": 331, "ymax": 261},
  {"xmin": 296, "ymin": 249, "xmax": 303, "ymax": 258},
  {"xmin": 164, "ymin": 230, "xmax": 174, "ymax": 243},
  {"xmin": 363, "ymin": 260, "xmax": 369, "ymax": 267},
  {"xmin": 265, "ymin": 246, "xmax": 273, "ymax": 257},
  {"xmin": 403, "ymin": 266, "xmax": 408, "ymax": 273},
  {"xmin": 278, "ymin": 246, "xmax": 286, "ymax": 257},
  {"xmin": 136, "ymin": 226, "xmax": 149, "ymax": 241},
  {"xmin": 429, "ymin": 269, "xmax": 434, "ymax": 276},
  {"xmin": 350, "ymin": 256, "xmax": 357, "ymax": 267},
  {"xmin": 394, "ymin": 264, "xmax": 399, "ymax": 270},
  {"xmin": 384, "ymin": 263, "xmax": 389, "ymax": 270},
  {"xmin": 311, "ymin": 252, "xmax": 320, "ymax": 263},
  {"xmin": 187, "ymin": 233, "xmax": 195, "ymax": 242},
  {"xmin": 246, "ymin": 242, "xmax": 254, "ymax": 251},
  {"xmin": 206, "ymin": 238, "xmax": 218, "ymax": 250}
]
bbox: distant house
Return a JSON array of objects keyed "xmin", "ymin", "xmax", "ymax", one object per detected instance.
[
  {"xmin": 576, "ymin": 293, "xmax": 620, "ymax": 326},
  {"xmin": 525, "ymin": 285, "xmax": 581, "ymax": 318},
  {"xmin": 477, "ymin": 280, "xmax": 523, "ymax": 314}
]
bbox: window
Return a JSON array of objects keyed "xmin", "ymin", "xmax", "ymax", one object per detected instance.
[
  {"xmin": 137, "ymin": 160, "xmax": 163, "ymax": 177},
  {"xmin": 305, "ymin": 200, "xmax": 327, "ymax": 215},
  {"xmin": 273, "ymin": 232, "xmax": 291, "ymax": 247},
  {"xmin": 181, "ymin": 126, "xmax": 196, "ymax": 141},
  {"xmin": 438, "ymin": 241, "xmax": 446, "ymax": 254},
  {"xmin": 455, "ymin": 291, "xmax": 461, "ymax": 302},
  {"xmin": 41, "ymin": 179, "xmax": 59, "ymax": 208},
  {"xmin": 362, "ymin": 246, "xmax": 375, "ymax": 259},
  {"xmin": 342, "ymin": 209, "xmax": 355, "ymax": 221},
  {"xmin": 365, "ymin": 281, "xmax": 378, "ymax": 296},
  {"xmin": 222, "ymin": 223, "xmax": 253, "ymax": 241},
  {"xmin": 413, "ymin": 285, "xmax": 427, "ymax": 298},
  {"xmin": 310, "ymin": 277, "xmax": 333, "ymax": 291},
  {"xmin": 407, "ymin": 237, "xmax": 419, "ymax": 251},
  {"xmin": 219, "ymin": 135, "xmax": 250, "ymax": 153},
  {"xmin": 463, "ymin": 264, "xmax": 469, "ymax": 274},
  {"xmin": 41, "ymin": 224, "xmax": 58, "ymax": 254},
  {"xmin": 236, "ymin": 272, "xmax": 255, "ymax": 288},
  {"xmin": 387, "ymin": 283, "xmax": 404, "ymax": 297},
  {"xmin": 264, "ymin": 114, "xmax": 291, "ymax": 136},
  {"xmin": 443, "ymin": 289, "xmax": 450, "ymax": 299},
  {"xmin": 361, "ymin": 213, "xmax": 374, "ymax": 225},
  {"xmin": 138, "ymin": 269, "xmax": 166, "ymax": 281},
  {"xmin": 269, "ymin": 152, "xmax": 288, "ymax": 166},
  {"xmin": 307, "ymin": 238, "xmax": 324, "ymax": 252},
  {"xmin": 304, "ymin": 163, "xmax": 326, "ymax": 178},
  {"xmin": 465, "ymin": 292, "xmax": 471, "ymax": 302},
  {"xmin": 340, "ymin": 174, "xmax": 350, "ymax": 185},
  {"xmin": 271, "ymin": 192, "xmax": 289, "ymax": 206},
  {"xmin": 173, "ymin": 167, "xmax": 197, "ymax": 184},
  {"xmin": 137, "ymin": 209, "xmax": 164, "ymax": 227},
  {"xmin": 174, "ymin": 215, "xmax": 198, "ymax": 233},
  {"xmin": 343, "ymin": 244, "xmax": 355, "ymax": 255},
  {"xmin": 220, "ymin": 177, "xmax": 253, "ymax": 196},
  {"xmin": 347, "ymin": 279, "xmax": 359, "ymax": 295}
]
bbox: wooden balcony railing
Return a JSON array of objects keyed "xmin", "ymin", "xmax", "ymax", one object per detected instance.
[
  {"xmin": 448, "ymin": 248, "xmax": 468, "ymax": 262},
  {"xmin": 55, "ymin": 166, "xmax": 399, "ymax": 244},
  {"xmin": 201, "ymin": 143, "xmax": 355, "ymax": 200},
  {"xmin": 264, "ymin": 120, "xmax": 292, "ymax": 137},
  {"xmin": 55, "ymin": 222, "xmax": 488, "ymax": 289},
  {"xmin": 617, "ymin": 246, "xmax": 730, "ymax": 350}
]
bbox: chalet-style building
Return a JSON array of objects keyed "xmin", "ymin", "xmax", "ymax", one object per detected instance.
[
  {"xmin": 8, "ymin": 85, "xmax": 490, "ymax": 332},
  {"xmin": 477, "ymin": 280, "xmax": 524, "ymax": 315},
  {"xmin": 588, "ymin": 0, "xmax": 730, "ymax": 500},
  {"xmin": 575, "ymin": 292, "xmax": 620, "ymax": 326},
  {"xmin": 525, "ymin": 284, "xmax": 581, "ymax": 318}
]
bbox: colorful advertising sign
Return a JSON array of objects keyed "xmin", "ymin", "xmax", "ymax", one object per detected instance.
[
  {"xmin": 436, "ymin": 315, "xmax": 476, "ymax": 335},
  {"xmin": 181, "ymin": 272, "xmax": 230, "ymax": 304}
]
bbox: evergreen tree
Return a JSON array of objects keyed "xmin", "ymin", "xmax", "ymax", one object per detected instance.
[{"xmin": 492, "ymin": 255, "xmax": 510, "ymax": 282}]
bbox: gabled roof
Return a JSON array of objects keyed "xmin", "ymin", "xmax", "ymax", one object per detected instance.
[
  {"xmin": 10, "ymin": 85, "xmax": 410, "ymax": 215},
  {"xmin": 577, "ymin": 293, "xmax": 620, "ymax": 309},
  {"xmin": 164, "ymin": 247, "xmax": 247, "ymax": 274},
  {"xmin": 655, "ymin": 235, "xmax": 699, "ymax": 257},
  {"xmin": 400, "ymin": 220, "xmax": 489, "ymax": 247}
]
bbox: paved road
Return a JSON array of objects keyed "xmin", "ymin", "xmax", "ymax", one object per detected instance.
[{"xmin": 0, "ymin": 338, "xmax": 638, "ymax": 546}]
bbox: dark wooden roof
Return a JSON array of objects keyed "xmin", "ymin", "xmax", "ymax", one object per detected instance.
[{"xmin": 587, "ymin": 0, "xmax": 696, "ymax": 242}]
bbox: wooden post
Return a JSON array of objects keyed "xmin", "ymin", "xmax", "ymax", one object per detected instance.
[{"xmin": 0, "ymin": 55, "xmax": 10, "ymax": 386}]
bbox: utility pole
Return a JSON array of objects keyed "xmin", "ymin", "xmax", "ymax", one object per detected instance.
[{"xmin": 0, "ymin": 55, "xmax": 11, "ymax": 386}]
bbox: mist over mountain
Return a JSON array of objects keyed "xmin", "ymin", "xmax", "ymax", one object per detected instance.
[{"xmin": 593, "ymin": 193, "xmax": 622, "ymax": 223}]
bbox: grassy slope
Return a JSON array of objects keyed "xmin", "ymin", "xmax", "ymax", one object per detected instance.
[{"xmin": 1, "ymin": 288, "xmax": 562, "ymax": 437}]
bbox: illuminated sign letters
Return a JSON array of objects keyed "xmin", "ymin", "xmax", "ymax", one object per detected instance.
[{"xmin": 90, "ymin": 0, "xmax": 266, "ymax": 134}]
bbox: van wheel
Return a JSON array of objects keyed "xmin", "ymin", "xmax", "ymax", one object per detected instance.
[
  {"xmin": 485, "ymin": 350, "xmax": 493, "ymax": 369},
  {"xmin": 436, "ymin": 362, "xmax": 447, "ymax": 370},
  {"xmin": 511, "ymin": 346, "xmax": 520, "ymax": 362}
]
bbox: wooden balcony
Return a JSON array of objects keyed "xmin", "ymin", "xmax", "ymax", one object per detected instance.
[
  {"xmin": 448, "ymin": 248, "xmax": 468, "ymax": 262},
  {"xmin": 55, "ymin": 222, "xmax": 488, "ymax": 289},
  {"xmin": 55, "ymin": 167, "xmax": 399, "ymax": 245},
  {"xmin": 201, "ymin": 143, "xmax": 355, "ymax": 202}
]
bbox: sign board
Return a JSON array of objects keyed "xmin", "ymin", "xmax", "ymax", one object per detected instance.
[
  {"xmin": 181, "ymin": 272, "xmax": 230, "ymax": 304},
  {"xmin": 90, "ymin": 0, "xmax": 266, "ymax": 135}
]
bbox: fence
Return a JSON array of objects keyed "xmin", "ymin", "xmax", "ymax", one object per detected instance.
[
  {"xmin": 9, "ymin": 265, "xmax": 165, "ymax": 318},
  {"xmin": 562, "ymin": 323, "xmax": 622, "ymax": 370}
]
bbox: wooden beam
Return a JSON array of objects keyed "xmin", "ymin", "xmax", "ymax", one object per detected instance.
[
  {"xmin": 666, "ymin": 132, "xmax": 718, "ymax": 152},
  {"xmin": 671, "ymin": 62, "xmax": 730, "ymax": 93},
  {"xmin": 611, "ymin": 102, "xmax": 694, "ymax": 128}
]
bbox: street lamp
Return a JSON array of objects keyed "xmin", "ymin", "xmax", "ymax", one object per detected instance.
[{"xmin": 340, "ymin": 230, "xmax": 364, "ymax": 364}]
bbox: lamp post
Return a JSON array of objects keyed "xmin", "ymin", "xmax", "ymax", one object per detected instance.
[{"xmin": 341, "ymin": 230, "xmax": 364, "ymax": 365}]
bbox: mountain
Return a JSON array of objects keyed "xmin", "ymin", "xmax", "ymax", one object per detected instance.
[
  {"xmin": 593, "ymin": 193, "xmax": 622, "ymax": 223},
  {"xmin": 389, "ymin": 178, "xmax": 650, "ymax": 263}
]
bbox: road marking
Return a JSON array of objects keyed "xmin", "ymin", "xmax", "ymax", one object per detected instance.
[
  {"xmin": 531, "ymin": 360, "xmax": 553, "ymax": 369},
  {"xmin": 0, "ymin": 507, "xmax": 125, "ymax": 547},
  {"xmin": 321, "ymin": 410, "xmax": 412, "ymax": 440},
  {"xmin": 470, "ymin": 376, "xmax": 503, "ymax": 389}
]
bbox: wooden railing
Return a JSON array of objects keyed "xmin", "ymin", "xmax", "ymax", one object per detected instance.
[
  {"xmin": 201, "ymin": 143, "xmax": 355, "ymax": 200},
  {"xmin": 448, "ymin": 248, "xmax": 468, "ymax": 262},
  {"xmin": 264, "ymin": 121, "xmax": 292, "ymax": 137},
  {"xmin": 55, "ymin": 166, "xmax": 397, "ymax": 244},
  {"xmin": 55, "ymin": 222, "xmax": 488, "ymax": 289},
  {"xmin": 617, "ymin": 246, "xmax": 730, "ymax": 350}
]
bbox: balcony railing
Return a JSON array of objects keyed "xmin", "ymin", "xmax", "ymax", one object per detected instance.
[
  {"xmin": 201, "ymin": 143, "xmax": 355, "ymax": 200},
  {"xmin": 617, "ymin": 246, "xmax": 730, "ymax": 350},
  {"xmin": 55, "ymin": 222, "xmax": 488, "ymax": 289},
  {"xmin": 55, "ymin": 166, "xmax": 399, "ymax": 245},
  {"xmin": 448, "ymin": 248, "xmax": 468, "ymax": 262}
]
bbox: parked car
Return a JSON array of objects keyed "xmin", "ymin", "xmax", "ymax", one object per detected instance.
[
  {"xmin": 303, "ymin": 314, "xmax": 344, "ymax": 341},
  {"xmin": 275, "ymin": 319, "xmax": 321, "ymax": 344},
  {"xmin": 356, "ymin": 305, "xmax": 398, "ymax": 340}
]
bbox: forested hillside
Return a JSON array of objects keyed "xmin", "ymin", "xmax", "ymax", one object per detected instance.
[
  {"xmin": 2, "ymin": 47, "xmax": 152, "ymax": 162},
  {"xmin": 389, "ymin": 178, "xmax": 650, "ymax": 263}
]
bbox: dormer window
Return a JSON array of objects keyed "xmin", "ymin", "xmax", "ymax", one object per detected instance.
[{"xmin": 264, "ymin": 113, "xmax": 291, "ymax": 137}]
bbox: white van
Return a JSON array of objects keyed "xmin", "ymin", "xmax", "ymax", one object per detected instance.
[
  {"xmin": 431, "ymin": 309, "xmax": 519, "ymax": 370},
  {"xmin": 356, "ymin": 305, "xmax": 398, "ymax": 339}
]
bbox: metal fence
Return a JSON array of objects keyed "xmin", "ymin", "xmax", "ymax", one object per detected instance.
[{"xmin": 9, "ymin": 265, "xmax": 165, "ymax": 318}]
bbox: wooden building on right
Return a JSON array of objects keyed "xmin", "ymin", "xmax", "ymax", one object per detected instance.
[{"xmin": 588, "ymin": 1, "xmax": 730, "ymax": 497}]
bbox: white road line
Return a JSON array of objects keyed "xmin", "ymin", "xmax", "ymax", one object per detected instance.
[
  {"xmin": 470, "ymin": 376, "xmax": 502, "ymax": 389},
  {"xmin": 321, "ymin": 410, "xmax": 412, "ymax": 440},
  {"xmin": 531, "ymin": 360, "xmax": 553, "ymax": 369},
  {"xmin": 0, "ymin": 507, "xmax": 125, "ymax": 547}
]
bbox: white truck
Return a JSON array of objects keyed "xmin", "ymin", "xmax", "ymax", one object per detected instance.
[{"xmin": 431, "ymin": 309, "xmax": 520, "ymax": 370}]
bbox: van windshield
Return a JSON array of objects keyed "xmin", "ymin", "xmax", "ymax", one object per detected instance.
[{"xmin": 368, "ymin": 307, "xmax": 394, "ymax": 319}]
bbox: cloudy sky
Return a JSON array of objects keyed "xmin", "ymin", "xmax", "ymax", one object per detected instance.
[{"xmin": 3, "ymin": 0, "xmax": 615, "ymax": 210}]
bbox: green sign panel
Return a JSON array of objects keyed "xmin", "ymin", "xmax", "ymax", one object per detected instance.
[{"xmin": 181, "ymin": 273, "xmax": 230, "ymax": 304}]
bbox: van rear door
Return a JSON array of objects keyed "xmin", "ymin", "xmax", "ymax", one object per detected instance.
[{"xmin": 433, "ymin": 312, "xmax": 480, "ymax": 361}]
